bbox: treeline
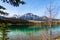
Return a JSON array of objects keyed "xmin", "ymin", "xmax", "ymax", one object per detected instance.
[{"xmin": 0, "ymin": 18, "xmax": 34, "ymax": 25}]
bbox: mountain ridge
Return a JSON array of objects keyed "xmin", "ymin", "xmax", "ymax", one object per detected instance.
[
  {"xmin": 0, "ymin": 13, "xmax": 60, "ymax": 21},
  {"xmin": 20, "ymin": 13, "xmax": 49, "ymax": 21}
]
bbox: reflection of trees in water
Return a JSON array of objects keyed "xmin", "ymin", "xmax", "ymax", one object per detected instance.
[
  {"xmin": 7, "ymin": 25, "xmax": 60, "ymax": 40},
  {"xmin": 8, "ymin": 25, "xmax": 46, "ymax": 40}
]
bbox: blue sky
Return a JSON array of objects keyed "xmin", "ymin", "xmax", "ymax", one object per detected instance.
[{"xmin": 0, "ymin": 0, "xmax": 60, "ymax": 19}]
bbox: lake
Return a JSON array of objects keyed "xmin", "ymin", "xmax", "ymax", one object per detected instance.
[{"xmin": 1, "ymin": 25, "xmax": 60, "ymax": 40}]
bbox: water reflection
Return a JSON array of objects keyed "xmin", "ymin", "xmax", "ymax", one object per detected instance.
[{"xmin": 7, "ymin": 25, "xmax": 60, "ymax": 40}]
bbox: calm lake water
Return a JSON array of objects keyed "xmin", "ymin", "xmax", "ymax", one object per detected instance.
[{"xmin": 6, "ymin": 25, "xmax": 60, "ymax": 40}]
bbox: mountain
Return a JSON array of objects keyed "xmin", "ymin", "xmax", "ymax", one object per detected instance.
[
  {"xmin": 20, "ymin": 13, "xmax": 48, "ymax": 21},
  {"xmin": 20, "ymin": 13, "xmax": 40, "ymax": 20},
  {"xmin": 6, "ymin": 13, "xmax": 59, "ymax": 21},
  {"xmin": 0, "ymin": 16, "xmax": 5, "ymax": 18},
  {"xmin": 40, "ymin": 16, "xmax": 48, "ymax": 21}
]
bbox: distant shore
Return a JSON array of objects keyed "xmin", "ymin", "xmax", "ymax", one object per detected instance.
[
  {"xmin": 28, "ymin": 20, "xmax": 60, "ymax": 25},
  {"xmin": 0, "ymin": 18, "xmax": 60, "ymax": 26}
]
